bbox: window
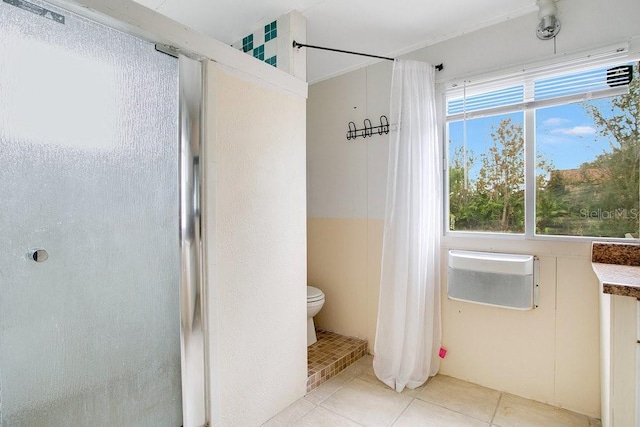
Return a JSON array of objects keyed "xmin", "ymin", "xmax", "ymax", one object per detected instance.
[{"xmin": 445, "ymin": 54, "xmax": 639, "ymax": 239}]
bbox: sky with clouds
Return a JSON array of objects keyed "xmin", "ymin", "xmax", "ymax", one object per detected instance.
[
  {"xmin": 448, "ymin": 97, "xmax": 614, "ymax": 177},
  {"xmin": 535, "ymin": 98, "xmax": 612, "ymax": 170}
]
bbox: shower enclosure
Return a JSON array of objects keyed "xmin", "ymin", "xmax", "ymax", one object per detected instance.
[{"xmin": 0, "ymin": 0, "xmax": 205, "ymax": 425}]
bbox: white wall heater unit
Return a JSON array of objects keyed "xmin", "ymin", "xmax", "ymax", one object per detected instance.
[{"xmin": 447, "ymin": 250, "xmax": 539, "ymax": 310}]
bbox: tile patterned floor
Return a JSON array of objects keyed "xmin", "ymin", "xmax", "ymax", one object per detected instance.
[
  {"xmin": 264, "ymin": 355, "xmax": 602, "ymax": 427},
  {"xmin": 307, "ymin": 330, "xmax": 368, "ymax": 392}
]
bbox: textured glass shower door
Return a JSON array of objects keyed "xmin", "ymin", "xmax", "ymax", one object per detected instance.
[{"xmin": 0, "ymin": 1, "xmax": 182, "ymax": 425}]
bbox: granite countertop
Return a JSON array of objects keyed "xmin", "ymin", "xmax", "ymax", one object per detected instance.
[{"xmin": 591, "ymin": 242, "xmax": 640, "ymax": 298}]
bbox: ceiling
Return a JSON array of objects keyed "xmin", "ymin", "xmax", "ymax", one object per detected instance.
[{"xmin": 133, "ymin": 0, "xmax": 539, "ymax": 83}]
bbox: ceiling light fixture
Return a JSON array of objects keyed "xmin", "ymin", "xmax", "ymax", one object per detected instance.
[{"xmin": 536, "ymin": 0, "xmax": 560, "ymax": 40}]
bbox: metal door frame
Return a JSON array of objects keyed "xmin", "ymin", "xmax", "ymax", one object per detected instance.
[{"xmin": 178, "ymin": 54, "xmax": 208, "ymax": 427}]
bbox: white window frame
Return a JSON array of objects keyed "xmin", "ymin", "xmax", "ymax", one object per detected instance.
[{"xmin": 441, "ymin": 44, "xmax": 640, "ymax": 243}]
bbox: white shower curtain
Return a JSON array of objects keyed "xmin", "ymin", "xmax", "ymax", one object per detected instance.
[{"xmin": 373, "ymin": 59, "xmax": 442, "ymax": 392}]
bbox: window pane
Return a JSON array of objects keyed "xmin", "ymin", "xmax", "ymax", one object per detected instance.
[
  {"xmin": 535, "ymin": 70, "xmax": 640, "ymax": 237},
  {"xmin": 448, "ymin": 112, "xmax": 525, "ymax": 233}
]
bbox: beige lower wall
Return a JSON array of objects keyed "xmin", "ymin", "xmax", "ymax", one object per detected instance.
[
  {"xmin": 554, "ymin": 257, "xmax": 602, "ymax": 414},
  {"xmin": 308, "ymin": 216, "xmax": 601, "ymax": 417},
  {"xmin": 440, "ymin": 252, "xmax": 556, "ymax": 403},
  {"xmin": 307, "ymin": 217, "xmax": 382, "ymax": 348}
]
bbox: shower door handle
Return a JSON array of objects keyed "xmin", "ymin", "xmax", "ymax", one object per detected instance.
[{"xmin": 28, "ymin": 249, "xmax": 49, "ymax": 262}]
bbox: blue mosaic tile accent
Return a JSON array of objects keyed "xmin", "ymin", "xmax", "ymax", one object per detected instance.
[
  {"xmin": 235, "ymin": 19, "xmax": 280, "ymax": 68},
  {"xmin": 242, "ymin": 34, "xmax": 253, "ymax": 52},
  {"xmin": 253, "ymin": 44, "xmax": 265, "ymax": 61},
  {"xmin": 264, "ymin": 21, "xmax": 277, "ymax": 42}
]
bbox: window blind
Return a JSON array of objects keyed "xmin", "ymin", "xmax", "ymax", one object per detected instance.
[{"xmin": 446, "ymin": 46, "xmax": 635, "ymax": 121}]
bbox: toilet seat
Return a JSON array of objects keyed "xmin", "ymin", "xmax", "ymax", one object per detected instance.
[{"xmin": 307, "ymin": 286, "xmax": 324, "ymax": 303}]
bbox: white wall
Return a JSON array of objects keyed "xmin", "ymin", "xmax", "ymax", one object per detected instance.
[
  {"xmin": 307, "ymin": 0, "xmax": 640, "ymax": 418},
  {"xmin": 403, "ymin": 0, "xmax": 640, "ymax": 82},
  {"xmin": 206, "ymin": 63, "xmax": 308, "ymax": 427}
]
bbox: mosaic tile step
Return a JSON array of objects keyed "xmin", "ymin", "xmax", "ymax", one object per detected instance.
[{"xmin": 306, "ymin": 330, "xmax": 368, "ymax": 393}]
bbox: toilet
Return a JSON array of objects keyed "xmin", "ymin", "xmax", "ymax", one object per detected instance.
[{"xmin": 307, "ymin": 286, "xmax": 325, "ymax": 346}]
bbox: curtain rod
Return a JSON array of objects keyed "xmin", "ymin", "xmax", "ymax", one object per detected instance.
[{"xmin": 293, "ymin": 41, "xmax": 443, "ymax": 71}]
